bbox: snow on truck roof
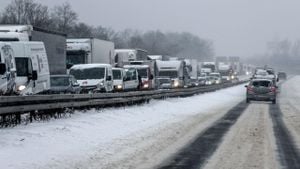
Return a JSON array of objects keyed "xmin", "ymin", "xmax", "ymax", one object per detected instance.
[
  {"xmin": 156, "ymin": 60, "xmax": 182, "ymax": 70},
  {"xmin": 0, "ymin": 25, "xmax": 32, "ymax": 32},
  {"xmin": 123, "ymin": 65, "xmax": 149, "ymax": 69},
  {"xmin": 70, "ymin": 64, "xmax": 112, "ymax": 70}
]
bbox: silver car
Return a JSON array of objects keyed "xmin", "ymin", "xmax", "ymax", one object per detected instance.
[
  {"xmin": 245, "ymin": 79, "xmax": 277, "ymax": 104},
  {"xmin": 49, "ymin": 75, "xmax": 81, "ymax": 94}
]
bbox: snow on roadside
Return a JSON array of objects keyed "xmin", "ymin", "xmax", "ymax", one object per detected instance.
[{"xmin": 0, "ymin": 84, "xmax": 245, "ymax": 169}]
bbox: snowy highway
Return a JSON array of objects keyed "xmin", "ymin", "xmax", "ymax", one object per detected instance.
[{"xmin": 1, "ymin": 77, "xmax": 300, "ymax": 169}]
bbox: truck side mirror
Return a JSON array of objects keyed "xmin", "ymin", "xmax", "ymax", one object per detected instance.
[
  {"xmin": 107, "ymin": 76, "xmax": 112, "ymax": 81},
  {"xmin": 32, "ymin": 70, "xmax": 38, "ymax": 81},
  {"xmin": 0, "ymin": 63, "xmax": 6, "ymax": 75}
]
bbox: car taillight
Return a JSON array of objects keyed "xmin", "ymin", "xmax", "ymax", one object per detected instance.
[
  {"xmin": 270, "ymin": 86, "xmax": 276, "ymax": 92},
  {"xmin": 247, "ymin": 86, "xmax": 253, "ymax": 92}
]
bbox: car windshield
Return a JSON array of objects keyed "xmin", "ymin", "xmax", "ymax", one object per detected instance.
[
  {"xmin": 158, "ymin": 71, "xmax": 178, "ymax": 78},
  {"xmin": 50, "ymin": 76, "xmax": 70, "ymax": 86},
  {"xmin": 70, "ymin": 67, "xmax": 105, "ymax": 80},
  {"xmin": 113, "ymin": 69, "xmax": 122, "ymax": 80}
]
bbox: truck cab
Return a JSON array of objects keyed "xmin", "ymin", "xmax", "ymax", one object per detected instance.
[
  {"xmin": 69, "ymin": 64, "xmax": 113, "ymax": 93},
  {"xmin": 11, "ymin": 42, "xmax": 50, "ymax": 95}
]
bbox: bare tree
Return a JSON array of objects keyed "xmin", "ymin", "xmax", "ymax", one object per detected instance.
[
  {"xmin": 51, "ymin": 2, "xmax": 78, "ymax": 34},
  {"xmin": 0, "ymin": 0, "xmax": 51, "ymax": 28}
]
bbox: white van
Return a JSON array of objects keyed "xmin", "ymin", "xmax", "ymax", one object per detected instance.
[
  {"xmin": 124, "ymin": 65, "xmax": 154, "ymax": 90},
  {"xmin": 0, "ymin": 42, "xmax": 16, "ymax": 95},
  {"xmin": 69, "ymin": 64, "xmax": 113, "ymax": 92},
  {"xmin": 123, "ymin": 67, "xmax": 140, "ymax": 91},
  {"xmin": 11, "ymin": 42, "xmax": 50, "ymax": 95}
]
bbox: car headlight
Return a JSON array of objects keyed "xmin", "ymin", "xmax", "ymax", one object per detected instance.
[
  {"xmin": 173, "ymin": 81, "xmax": 179, "ymax": 87},
  {"xmin": 100, "ymin": 82, "xmax": 104, "ymax": 86},
  {"xmin": 116, "ymin": 85, "xmax": 122, "ymax": 89},
  {"xmin": 227, "ymin": 77, "xmax": 230, "ymax": 81},
  {"xmin": 143, "ymin": 83, "xmax": 149, "ymax": 88},
  {"xmin": 18, "ymin": 85, "xmax": 26, "ymax": 91},
  {"xmin": 231, "ymin": 76, "xmax": 235, "ymax": 79}
]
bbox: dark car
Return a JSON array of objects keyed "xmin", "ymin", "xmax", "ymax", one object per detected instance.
[
  {"xmin": 49, "ymin": 75, "xmax": 81, "ymax": 94},
  {"xmin": 245, "ymin": 79, "xmax": 277, "ymax": 104},
  {"xmin": 277, "ymin": 71, "xmax": 287, "ymax": 80}
]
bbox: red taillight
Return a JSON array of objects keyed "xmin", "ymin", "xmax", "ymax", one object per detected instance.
[
  {"xmin": 270, "ymin": 86, "xmax": 276, "ymax": 92},
  {"xmin": 247, "ymin": 86, "xmax": 253, "ymax": 92}
]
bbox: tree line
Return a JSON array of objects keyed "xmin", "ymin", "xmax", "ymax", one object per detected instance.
[{"xmin": 0, "ymin": 0, "xmax": 214, "ymax": 61}]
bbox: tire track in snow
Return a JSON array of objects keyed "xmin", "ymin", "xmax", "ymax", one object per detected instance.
[
  {"xmin": 269, "ymin": 104, "xmax": 300, "ymax": 169},
  {"xmin": 156, "ymin": 101, "xmax": 249, "ymax": 169}
]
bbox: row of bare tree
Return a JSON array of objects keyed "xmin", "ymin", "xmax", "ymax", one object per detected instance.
[{"xmin": 0, "ymin": 0, "xmax": 214, "ymax": 61}]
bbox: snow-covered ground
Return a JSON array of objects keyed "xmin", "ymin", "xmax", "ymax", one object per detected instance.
[{"xmin": 0, "ymin": 84, "xmax": 246, "ymax": 169}]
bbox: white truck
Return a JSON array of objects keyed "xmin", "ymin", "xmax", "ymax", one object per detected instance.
[
  {"xmin": 66, "ymin": 38, "xmax": 115, "ymax": 69},
  {"xmin": 0, "ymin": 25, "xmax": 67, "ymax": 75},
  {"xmin": 0, "ymin": 42, "xmax": 16, "ymax": 95},
  {"xmin": 218, "ymin": 62, "xmax": 235, "ymax": 82},
  {"xmin": 12, "ymin": 42, "xmax": 50, "ymax": 95},
  {"xmin": 0, "ymin": 42, "xmax": 50, "ymax": 95},
  {"xmin": 156, "ymin": 60, "xmax": 189, "ymax": 88},
  {"xmin": 114, "ymin": 49, "xmax": 148, "ymax": 67},
  {"xmin": 69, "ymin": 64, "xmax": 113, "ymax": 93}
]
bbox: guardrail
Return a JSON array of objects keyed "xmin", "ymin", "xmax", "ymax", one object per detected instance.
[{"xmin": 0, "ymin": 80, "xmax": 248, "ymax": 126}]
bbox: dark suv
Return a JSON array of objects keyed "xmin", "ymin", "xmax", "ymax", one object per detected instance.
[{"xmin": 245, "ymin": 79, "xmax": 277, "ymax": 104}]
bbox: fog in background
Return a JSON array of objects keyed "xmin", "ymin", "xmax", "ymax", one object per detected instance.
[{"xmin": 1, "ymin": 0, "xmax": 300, "ymax": 72}]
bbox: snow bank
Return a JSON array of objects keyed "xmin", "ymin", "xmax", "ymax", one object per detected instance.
[{"xmin": 0, "ymin": 84, "xmax": 245, "ymax": 169}]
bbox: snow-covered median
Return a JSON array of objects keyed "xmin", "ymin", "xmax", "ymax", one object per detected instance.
[{"xmin": 0, "ymin": 84, "xmax": 245, "ymax": 169}]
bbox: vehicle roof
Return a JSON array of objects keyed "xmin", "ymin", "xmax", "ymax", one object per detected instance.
[
  {"xmin": 70, "ymin": 64, "xmax": 112, "ymax": 70},
  {"xmin": 124, "ymin": 65, "xmax": 149, "ymax": 69},
  {"xmin": 156, "ymin": 60, "xmax": 182, "ymax": 70},
  {"xmin": 0, "ymin": 25, "xmax": 32, "ymax": 32},
  {"xmin": 51, "ymin": 75, "xmax": 73, "ymax": 78},
  {"xmin": 251, "ymin": 78, "xmax": 273, "ymax": 82},
  {"xmin": 112, "ymin": 67, "xmax": 123, "ymax": 70}
]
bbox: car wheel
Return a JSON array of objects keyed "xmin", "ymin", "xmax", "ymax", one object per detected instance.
[{"xmin": 272, "ymin": 99, "xmax": 276, "ymax": 104}]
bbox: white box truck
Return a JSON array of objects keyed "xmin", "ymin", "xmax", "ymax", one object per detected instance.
[
  {"xmin": 66, "ymin": 38, "xmax": 115, "ymax": 69},
  {"xmin": 0, "ymin": 25, "xmax": 67, "ymax": 75}
]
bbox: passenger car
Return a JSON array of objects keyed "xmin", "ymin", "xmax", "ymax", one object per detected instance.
[
  {"xmin": 245, "ymin": 79, "xmax": 277, "ymax": 104},
  {"xmin": 49, "ymin": 75, "xmax": 81, "ymax": 94}
]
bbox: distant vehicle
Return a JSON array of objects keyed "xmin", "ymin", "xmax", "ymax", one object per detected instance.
[
  {"xmin": 206, "ymin": 76, "xmax": 216, "ymax": 85},
  {"xmin": 112, "ymin": 68, "xmax": 124, "ymax": 91},
  {"xmin": 156, "ymin": 77, "xmax": 172, "ymax": 89},
  {"xmin": 0, "ymin": 25, "xmax": 67, "ymax": 75},
  {"xmin": 124, "ymin": 65, "xmax": 154, "ymax": 90},
  {"xmin": 66, "ymin": 38, "xmax": 115, "ymax": 69},
  {"xmin": 185, "ymin": 59, "xmax": 198, "ymax": 86},
  {"xmin": 114, "ymin": 49, "xmax": 148, "ymax": 67},
  {"xmin": 202, "ymin": 62, "xmax": 216, "ymax": 73},
  {"xmin": 156, "ymin": 60, "xmax": 189, "ymax": 88},
  {"xmin": 49, "ymin": 75, "xmax": 81, "ymax": 94},
  {"xmin": 198, "ymin": 74, "xmax": 207, "ymax": 86},
  {"xmin": 253, "ymin": 68, "xmax": 278, "ymax": 84},
  {"xmin": 69, "ymin": 64, "xmax": 113, "ymax": 93},
  {"xmin": 0, "ymin": 42, "xmax": 16, "ymax": 95},
  {"xmin": 12, "ymin": 42, "xmax": 50, "ymax": 95},
  {"xmin": 218, "ymin": 63, "xmax": 235, "ymax": 82},
  {"xmin": 123, "ymin": 67, "xmax": 140, "ymax": 91},
  {"xmin": 277, "ymin": 71, "xmax": 287, "ymax": 80},
  {"xmin": 245, "ymin": 79, "xmax": 277, "ymax": 104},
  {"xmin": 209, "ymin": 72, "xmax": 222, "ymax": 84}
]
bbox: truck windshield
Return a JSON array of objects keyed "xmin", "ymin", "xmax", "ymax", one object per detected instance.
[
  {"xmin": 67, "ymin": 51, "xmax": 86, "ymax": 66},
  {"xmin": 51, "ymin": 76, "xmax": 70, "ymax": 87},
  {"xmin": 159, "ymin": 71, "xmax": 178, "ymax": 78},
  {"xmin": 70, "ymin": 68, "xmax": 105, "ymax": 80},
  {"xmin": 137, "ymin": 68, "xmax": 148, "ymax": 78},
  {"xmin": 113, "ymin": 70, "xmax": 122, "ymax": 80}
]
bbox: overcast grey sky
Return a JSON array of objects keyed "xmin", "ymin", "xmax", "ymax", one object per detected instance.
[{"xmin": 1, "ymin": 0, "xmax": 300, "ymax": 58}]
